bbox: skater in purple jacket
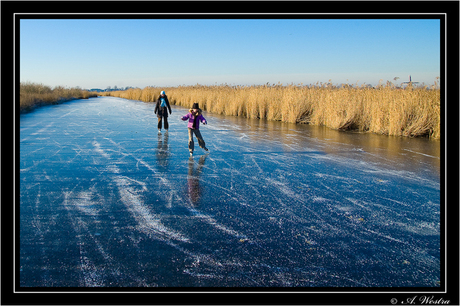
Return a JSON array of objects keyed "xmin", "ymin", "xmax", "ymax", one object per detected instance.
[{"xmin": 181, "ymin": 103, "xmax": 209, "ymax": 156}]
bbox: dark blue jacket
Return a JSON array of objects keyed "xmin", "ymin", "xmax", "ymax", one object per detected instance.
[{"xmin": 154, "ymin": 95, "xmax": 172, "ymax": 118}]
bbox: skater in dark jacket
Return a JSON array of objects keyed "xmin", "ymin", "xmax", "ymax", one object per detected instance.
[
  {"xmin": 155, "ymin": 91, "xmax": 172, "ymax": 133},
  {"xmin": 181, "ymin": 103, "xmax": 208, "ymax": 156}
]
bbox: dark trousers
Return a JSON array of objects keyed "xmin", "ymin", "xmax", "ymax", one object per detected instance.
[
  {"xmin": 188, "ymin": 128, "xmax": 206, "ymax": 153},
  {"xmin": 158, "ymin": 117, "xmax": 169, "ymax": 130}
]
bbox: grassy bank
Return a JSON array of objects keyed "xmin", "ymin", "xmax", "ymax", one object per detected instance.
[
  {"xmin": 100, "ymin": 82, "xmax": 441, "ymax": 139},
  {"xmin": 20, "ymin": 82, "xmax": 97, "ymax": 113}
]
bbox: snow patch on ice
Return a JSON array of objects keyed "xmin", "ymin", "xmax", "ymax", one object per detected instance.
[
  {"xmin": 114, "ymin": 175, "xmax": 190, "ymax": 243},
  {"xmin": 312, "ymin": 196, "xmax": 330, "ymax": 203},
  {"xmin": 74, "ymin": 191, "xmax": 99, "ymax": 216},
  {"xmin": 93, "ymin": 140, "xmax": 110, "ymax": 159},
  {"xmin": 93, "ymin": 139, "xmax": 189, "ymax": 243}
]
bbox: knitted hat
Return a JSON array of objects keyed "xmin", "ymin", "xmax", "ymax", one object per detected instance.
[
  {"xmin": 192, "ymin": 103, "xmax": 199, "ymax": 109},
  {"xmin": 160, "ymin": 91, "xmax": 165, "ymax": 95}
]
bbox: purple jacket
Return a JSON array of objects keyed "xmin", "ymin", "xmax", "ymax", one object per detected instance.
[{"xmin": 181, "ymin": 111, "xmax": 207, "ymax": 129}]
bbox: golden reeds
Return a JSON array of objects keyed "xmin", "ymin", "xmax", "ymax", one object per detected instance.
[
  {"xmin": 20, "ymin": 82, "xmax": 97, "ymax": 113},
  {"xmin": 102, "ymin": 82, "xmax": 441, "ymax": 139}
]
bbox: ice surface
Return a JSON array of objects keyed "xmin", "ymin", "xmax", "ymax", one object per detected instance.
[{"xmin": 19, "ymin": 96, "xmax": 441, "ymax": 288}]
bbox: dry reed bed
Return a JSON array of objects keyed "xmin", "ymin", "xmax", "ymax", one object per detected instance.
[
  {"xmin": 100, "ymin": 84, "xmax": 440, "ymax": 139},
  {"xmin": 20, "ymin": 82, "xmax": 97, "ymax": 113}
]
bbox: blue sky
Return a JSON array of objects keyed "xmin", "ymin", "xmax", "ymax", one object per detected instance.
[{"xmin": 20, "ymin": 18, "xmax": 441, "ymax": 89}]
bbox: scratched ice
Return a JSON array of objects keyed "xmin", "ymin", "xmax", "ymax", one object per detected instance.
[{"xmin": 19, "ymin": 96, "xmax": 441, "ymax": 287}]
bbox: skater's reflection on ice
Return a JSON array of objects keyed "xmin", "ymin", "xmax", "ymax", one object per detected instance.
[
  {"xmin": 187, "ymin": 154, "xmax": 208, "ymax": 206},
  {"xmin": 157, "ymin": 132, "xmax": 170, "ymax": 170}
]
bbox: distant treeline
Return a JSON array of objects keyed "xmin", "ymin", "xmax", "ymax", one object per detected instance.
[
  {"xmin": 100, "ymin": 82, "xmax": 440, "ymax": 139},
  {"xmin": 20, "ymin": 82, "xmax": 97, "ymax": 113}
]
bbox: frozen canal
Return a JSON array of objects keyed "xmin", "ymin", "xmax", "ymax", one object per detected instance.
[{"xmin": 19, "ymin": 96, "xmax": 441, "ymax": 288}]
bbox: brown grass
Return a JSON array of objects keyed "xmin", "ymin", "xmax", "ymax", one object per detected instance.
[
  {"xmin": 100, "ymin": 82, "xmax": 441, "ymax": 139},
  {"xmin": 20, "ymin": 82, "xmax": 97, "ymax": 113}
]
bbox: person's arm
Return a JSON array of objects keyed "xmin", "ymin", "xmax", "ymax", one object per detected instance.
[
  {"xmin": 166, "ymin": 97, "xmax": 172, "ymax": 114},
  {"xmin": 154, "ymin": 99, "xmax": 159, "ymax": 114}
]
